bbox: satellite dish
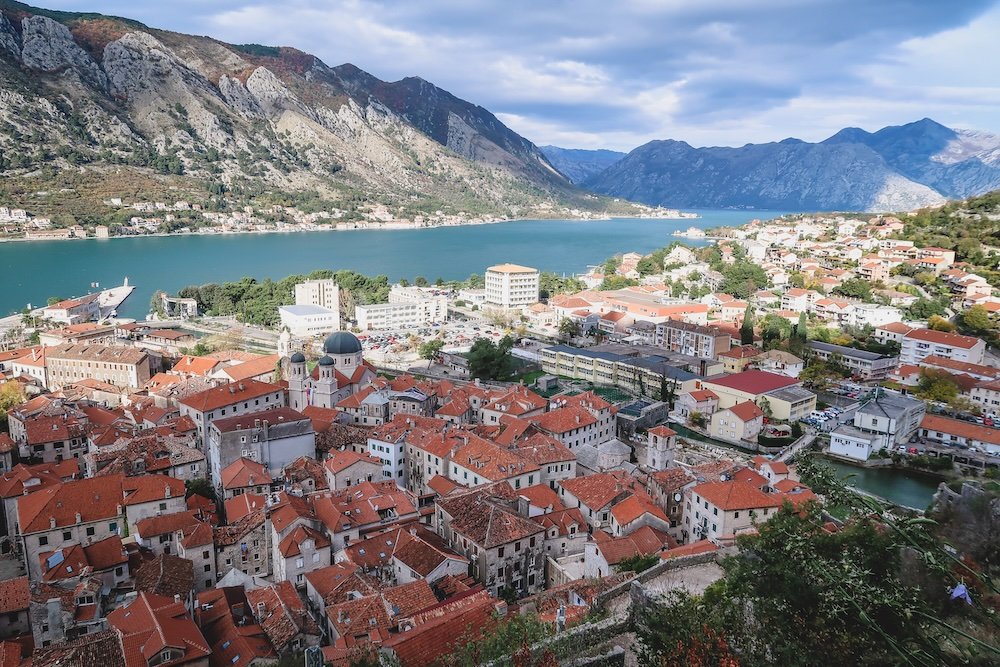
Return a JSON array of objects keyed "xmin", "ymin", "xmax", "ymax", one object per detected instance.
[{"xmin": 673, "ymin": 492, "xmax": 682, "ymax": 502}]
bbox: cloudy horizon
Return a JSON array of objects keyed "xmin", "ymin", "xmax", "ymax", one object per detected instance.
[{"xmin": 34, "ymin": 0, "xmax": 1000, "ymax": 152}]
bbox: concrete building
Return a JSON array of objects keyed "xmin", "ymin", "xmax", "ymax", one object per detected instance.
[
  {"xmin": 654, "ymin": 321, "xmax": 732, "ymax": 360},
  {"xmin": 829, "ymin": 390, "xmax": 925, "ymax": 461},
  {"xmin": 45, "ymin": 344, "xmax": 151, "ymax": 390},
  {"xmin": 647, "ymin": 425, "xmax": 677, "ymax": 471},
  {"xmin": 177, "ymin": 379, "xmax": 286, "ymax": 447},
  {"xmin": 807, "ymin": 341, "xmax": 898, "ymax": 381},
  {"xmin": 900, "ymin": 328, "xmax": 986, "ymax": 366},
  {"xmin": 485, "ymin": 264, "xmax": 540, "ymax": 309},
  {"xmin": 279, "ymin": 305, "xmax": 341, "ymax": 337},
  {"xmin": 207, "ymin": 407, "xmax": 315, "ymax": 490},
  {"xmin": 702, "ymin": 370, "xmax": 816, "ymax": 422},
  {"xmin": 709, "ymin": 401, "xmax": 765, "ymax": 444},
  {"xmin": 683, "ymin": 480, "xmax": 783, "ymax": 545},
  {"xmin": 295, "ymin": 279, "xmax": 340, "ymax": 311}
]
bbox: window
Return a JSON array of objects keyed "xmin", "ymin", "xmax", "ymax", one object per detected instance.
[
  {"xmin": 312, "ymin": 553, "xmax": 320, "ymax": 563},
  {"xmin": 86, "ymin": 527, "xmax": 95, "ymax": 537},
  {"xmin": 203, "ymin": 550, "xmax": 210, "ymax": 559},
  {"xmin": 498, "ymin": 547, "xmax": 505, "ymax": 558},
  {"xmin": 514, "ymin": 541, "xmax": 521, "ymax": 552},
  {"xmin": 109, "ymin": 522, "xmax": 117, "ymax": 532},
  {"xmin": 62, "ymin": 531, "xmax": 72, "ymax": 541},
  {"xmin": 204, "ymin": 564, "xmax": 211, "ymax": 573},
  {"xmin": 296, "ymin": 557, "xmax": 304, "ymax": 568}
]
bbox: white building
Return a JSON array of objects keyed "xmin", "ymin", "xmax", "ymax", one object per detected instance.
[
  {"xmin": 354, "ymin": 288, "xmax": 448, "ymax": 331},
  {"xmin": 829, "ymin": 390, "xmax": 925, "ymax": 461},
  {"xmin": 295, "ymin": 279, "xmax": 340, "ymax": 311},
  {"xmin": 899, "ymin": 329, "xmax": 986, "ymax": 366},
  {"xmin": 485, "ymin": 264, "xmax": 539, "ymax": 309},
  {"xmin": 279, "ymin": 304, "xmax": 341, "ymax": 337}
]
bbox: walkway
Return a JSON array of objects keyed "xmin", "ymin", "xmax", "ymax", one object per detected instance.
[{"xmin": 776, "ymin": 432, "xmax": 816, "ymax": 463}]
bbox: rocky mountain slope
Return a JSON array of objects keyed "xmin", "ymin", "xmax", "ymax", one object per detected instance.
[
  {"xmin": 585, "ymin": 119, "xmax": 1000, "ymax": 212},
  {"xmin": 539, "ymin": 146, "xmax": 625, "ymax": 184},
  {"xmin": 0, "ymin": 1, "xmax": 586, "ymax": 222}
]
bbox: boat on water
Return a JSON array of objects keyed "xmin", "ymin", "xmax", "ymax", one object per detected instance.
[{"xmin": 672, "ymin": 226, "xmax": 708, "ymax": 238}]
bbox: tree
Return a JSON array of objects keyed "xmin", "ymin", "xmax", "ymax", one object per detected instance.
[
  {"xmin": 908, "ymin": 297, "xmax": 947, "ymax": 320},
  {"xmin": 0, "ymin": 381, "xmax": 26, "ymax": 429},
  {"xmin": 635, "ymin": 502, "xmax": 995, "ymax": 667},
  {"xmin": 833, "ymin": 277, "xmax": 873, "ymax": 301},
  {"xmin": 414, "ymin": 276, "xmax": 429, "ymax": 287},
  {"xmin": 418, "ymin": 338, "xmax": 444, "ymax": 367},
  {"xmin": 185, "ymin": 478, "xmax": 216, "ymax": 502},
  {"xmin": 617, "ymin": 553, "xmax": 660, "ymax": 573},
  {"xmin": 756, "ymin": 397, "xmax": 773, "ymax": 419},
  {"xmin": 961, "ymin": 305, "xmax": 995, "ymax": 334},
  {"xmin": 598, "ymin": 275, "xmax": 639, "ymax": 290},
  {"xmin": 557, "ymin": 318, "xmax": 581, "ymax": 341},
  {"xmin": 398, "ymin": 278, "xmax": 410, "ymax": 287},
  {"xmin": 689, "ymin": 411, "xmax": 707, "ymax": 428},
  {"xmin": 467, "ymin": 335, "xmax": 514, "ymax": 381},
  {"xmin": 718, "ymin": 261, "xmax": 767, "ymax": 299},
  {"xmin": 914, "ymin": 368, "xmax": 961, "ymax": 403},
  {"xmin": 660, "ymin": 376, "xmax": 678, "ymax": 408},
  {"xmin": 740, "ymin": 304, "xmax": 755, "ymax": 345},
  {"xmin": 928, "ymin": 315, "xmax": 956, "ymax": 332}
]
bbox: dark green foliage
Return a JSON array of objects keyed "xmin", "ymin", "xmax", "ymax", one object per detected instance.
[
  {"xmin": 184, "ymin": 478, "xmax": 216, "ymax": 502},
  {"xmin": 833, "ymin": 277, "xmax": 874, "ymax": 301},
  {"xmin": 177, "ymin": 270, "xmax": 389, "ymax": 326},
  {"xmin": 617, "ymin": 553, "xmax": 659, "ymax": 573},
  {"xmin": 467, "ymin": 335, "xmax": 515, "ymax": 381}
]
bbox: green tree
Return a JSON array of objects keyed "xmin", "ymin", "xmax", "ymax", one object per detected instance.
[
  {"xmin": 185, "ymin": 478, "xmax": 216, "ymax": 502},
  {"xmin": 908, "ymin": 297, "xmax": 947, "ymax": 320},
  {"xmin": 928, "ymin": 315, "xmax": 956, "ymax": 332},
  {"xmin": 0, "ymin": 381, "xmax": 26, "ymax": 429},
  {"xmin": 557, "ymin": 317, "xmax": 581, "ymax": 341},
  {"xmin": 740, "ymin": 304, "xmax": 755, "ymax": 345},
  {"xmin": 719, "ymin": 261, "xmax": 768, "ymax": 299},
  {"xmin": 689, "ymin": 411, "xmax": 707, "ymax": 428},
  {"xmin": 617, "ymin": 553, "xmax": 660, "ymax": 573},
  {"xmin": 833, "ymin": 277, "xmax": 874, "ymax": 302},
  {"xmin": 914, "ymin": 368, "xmax": 961, "ymax": 403},
  {"xmin": 418, "ymin": 338, "xmax": 445, "ymax": 366},
  {"xmin": 467, "ymin": 335, "xmax": 514, "ymax": 381},
  {"xmin": 414, "ymin": 275, "xmax": 429, "ymax": 287},
  {"xmin": 599, "ymin": 275, "xmax": 639, "ymax": 290},
  {"xmin": 961, "ymin": 305, "xmax": 995, "ymax": 333}
]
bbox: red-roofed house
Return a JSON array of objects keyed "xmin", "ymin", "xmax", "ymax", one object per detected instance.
[
  {"xmin": 220, "ymin": 458, "xmax": 273, "ymax": 500},
  {"xmin": 178, "ymin": 379, "xmax": 286, "ymax": 444},
  {"xmin": 323, "ymin": 450, "xmax": 382, "ymax": 491},
  {"xmin": 0, "ymin": 576, "xmax": 29, "ymax": 639},
  {"xmin": 675, "ymin": 388, "xmax": 719, "ymax": 422},
  {"xmin": 17, "ymin": 475, "xmax": 126, "ymax": 580},
  {"xmin": 529, "ymin": 406, "xmax": 599, "ymax": 450},
  {"xmin": 583, "ymin": 525, "xmax": 675, "ymax": 578},
  {"xmin": 900, "ymin": 328, "xmax": 986, "ymax": 366},
  {"xmin": 684, "ymin": 480, "xmax": 784, "ymax": 545},
  {"xmin": 709, "ymin": 400, "xmax": 765, "ymax": 443},
  {"xmin": 195, "ymin": 587, "xmax": 277, "ymax": 667},
  {"xmin": 108, "ymin": 591, "xmax": 210, "ymax": 667}
]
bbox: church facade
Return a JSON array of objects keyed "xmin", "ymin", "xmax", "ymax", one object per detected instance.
[{"xmin": 286, "ymin": 331, "xmax": 377, "ymax": 410}]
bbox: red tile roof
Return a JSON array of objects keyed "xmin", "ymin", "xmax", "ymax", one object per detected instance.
[
  {"xmin": 529, "ymin": 405, "xmax": 597, "ymax": 435},
  {"xmin": 122, "ymin": 475, "xmax": 186, "ymax": 506},
  {"xmin": 648, "ymin": 424, "xmax": 677, "ymax": 438},
  {"xmin": 597, "ymin": 525, "xmax": 676, "ymax": 565},
  {"xmin": 246, "ymin": 582, "xmax": 320, "ymax": 652},
  {"xmin": 218, "ymin": 355, "xmax": 281, "ymax": 382},
  {"xmin": 40, "ymin": 535, "xmax": 127, "ymax": 582},
  {"xmin": 726, "ymin": 400, "xmax": 764, "ymax": 422},
  {"xmin": 325, "ymin": 449, "xmax": 383, "ymax": 474},
  {"xmin": 108, "ymin": 592, "xmax": 210, "ymax": 667},
  {"xmin": 705, "ymin": 370, "xmax": 799, "ymax": 395},
  {"xmin": 0, "ymin": 576, "xmax": 29, "ymax": 614},
  {"xmin": 17, "ymin": 475, "xmax": 124, "ymax": 534},
  {"xmin": 691, "ymin": 480, "xmax": 783, "ymax": 511},
  {"xmin": 212, "ymin": 406, "xmax": 308, "ymax": 433},
  {"xmin": 225, "ymin": 493, "xmax": 267, "ymax": 522},
  {"xmin": 660, "ymin": 541, "xmax": 719, "ymax": 559},
  {"xmin": 178, "ymin": 379, "xmax": 283, "ymax": 412},
  {"xmin": 921, "ymin": 413, "xmax": 1000, "ymax": 446},
  {"xmin": 558, "ymin": 470, "xmax": 639, "ymax": 510},
  {"xmin": 610, "ymin": 495, "xmax": 668, "ymax": 526},
  {"xmin": 220, "ymin": 457, "xmax": 272, "ymax": 490},
  {"xmin": 904, "ymin": 328, "xmax": 982, "ymax": 349}
]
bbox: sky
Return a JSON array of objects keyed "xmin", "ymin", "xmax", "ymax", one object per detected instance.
[{"xmin": 37, "ymin": 0, "xmax": 1000, "ymax": 152}]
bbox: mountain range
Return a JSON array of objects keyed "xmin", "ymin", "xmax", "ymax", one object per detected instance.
[
  {"xmin": 574, "ymin": 119, "xmax": 1000, "ymax": 212},
  {"xmin": 0, "ymin": 0, "xmax": 595, "ymax": 222},
  {"xmin": 538, "ymin": 146, "xmax": 625, "ymax": 184}
]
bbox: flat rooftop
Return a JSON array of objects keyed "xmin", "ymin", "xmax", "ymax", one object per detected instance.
[{"xmin": 279, "ymin": 304, "xmax": 338, "ymax": 316}]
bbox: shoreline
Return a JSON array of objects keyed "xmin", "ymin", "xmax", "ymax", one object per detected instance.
[{"xmin": 0, "ymin": 210, "xmax": 702, "ymax": 244}]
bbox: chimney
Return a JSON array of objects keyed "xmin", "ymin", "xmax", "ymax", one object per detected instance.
[
  {"xmin": 49, "ymin": 516, "xmax": 56, "ymax": 528},
  {"xmin": 174, "ymin": 594, "xmax": 181, "ymax": 604},
  {"xmin": 165, "ymin": 484, "xmax": 172, "ymax": 498},
  {"xmin": 256, "ymin": 602, "xmax": 266, "ymax": 621},
  {"xmin": 75, "ymin": 511, "xmax": 82, "ymax": 523}
]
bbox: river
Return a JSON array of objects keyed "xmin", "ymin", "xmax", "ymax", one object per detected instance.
[
  {"xmin": 0, "ymin": 209, "xmax": 786, "ymax": 319},
  {"xmin": 822, "ymin": 459, "xmax": 941, "ymax": 510}
]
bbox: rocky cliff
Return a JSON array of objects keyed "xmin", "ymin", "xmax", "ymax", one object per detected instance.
[
  {"xmin": 585, "ymin": 119, "xmax": 1000, "ymax": 212},
  {"xmin": 0, "ymin": 1, "xmax": 582, "ymax": 220}
]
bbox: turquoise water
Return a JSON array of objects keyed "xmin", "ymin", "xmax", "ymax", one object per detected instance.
[
  {"xmin": 822, "ymin": 459, "xmax": 941, "ymax": 510},
  {"xmin": 0, "ymin": 210, "xmax": 786, "ymax": 319}
]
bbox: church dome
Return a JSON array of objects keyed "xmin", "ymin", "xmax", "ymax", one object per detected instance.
[
  {"xmin": 289, "ymin": 351, "xmax": 306, "ymax": 363},
  {"xmin": 323, "ymin": 331, "xmax": 362, "ymax": 355},
  {"xmin": 317, "ymin": 355, "xmax": 335, "ymax": 366}
]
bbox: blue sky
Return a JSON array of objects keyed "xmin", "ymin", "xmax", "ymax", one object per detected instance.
[{"xmin": 38, "ymin": 0, "xmax": 1000, "ymax": 151}]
